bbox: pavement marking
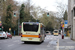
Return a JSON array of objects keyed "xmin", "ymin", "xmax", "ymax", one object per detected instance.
[
  {"xmin": 56, "ymin": 39, "xmax": 59, "ymax": 50},
  {"xmin": 47, "ymin": 40, "xmax": 57, "ymax": 47},
  {"xmin": 8, "ymin": 44, "xmax": 14, "ymax": 47},
  {"xmin": 67, "ymin": 42, "xmax": 75, "ymax": 43},
  {"xmin": 47, "ymin": 40, "xmax": 51, "ymax": 47}
]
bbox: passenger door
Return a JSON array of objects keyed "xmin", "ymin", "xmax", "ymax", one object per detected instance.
[{"xmin": 41, "ymin": 26, "xmax": 45, "ymax": 41}]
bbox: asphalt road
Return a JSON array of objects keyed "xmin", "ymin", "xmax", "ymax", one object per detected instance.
[{"xmin": 0, "ymin": 35, "xmax": 60, "ymax": 50}]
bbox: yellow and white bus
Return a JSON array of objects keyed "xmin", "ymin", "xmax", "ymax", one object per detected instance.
[
  {"xmin": 21, "ymin": 22, "xmax": 45, "ymax": 43},
  {"xmin": 53, "ymin": 30, "xmax": 59, "ymax": 36}
]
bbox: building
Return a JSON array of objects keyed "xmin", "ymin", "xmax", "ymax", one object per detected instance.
[{"xmin": 68, "ymin": 0, "xmax": 75, "ymax": 40}]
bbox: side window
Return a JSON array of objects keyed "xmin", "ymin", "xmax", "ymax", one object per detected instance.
[
  {"xmin": 40, "ymin": 25, "xmax": 45, "ymax": 34},
  {"xmin": 41, "ymin": 25, "xmax": 44, "ymax": 30},
  {"xmin": 41, "ymin": 25, "xmax": 43, "ymax": 30},
  {"xmin": 41, "ymin": 25, "xmax": 43, "ymax": 34},
  {"xmin": 41, "ymin": 26, "xmax": 42, "ymax": 34},
  {"xmin": 43, "ymin": 27, "xmax": 45, "ymax": 34}
]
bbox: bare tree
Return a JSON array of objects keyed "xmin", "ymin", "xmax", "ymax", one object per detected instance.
[{"xmin": 56, "ymin": 2, "xmax": 67, "ymax": 18}]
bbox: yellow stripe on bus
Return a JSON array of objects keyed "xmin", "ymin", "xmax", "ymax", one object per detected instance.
[{"xmin": 22, "ymin": 35, "xmax": 39, "ymax": 38}]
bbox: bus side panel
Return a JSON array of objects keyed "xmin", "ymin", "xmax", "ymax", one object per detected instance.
[{"xmin": 40, "ymin": 23, "xmax": 45, "ymax": 42}]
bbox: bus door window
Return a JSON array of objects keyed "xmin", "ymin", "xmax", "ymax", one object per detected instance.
[
  {"xmin": 41, "ymin": 26, "xmax": 43, "ymax": 34},
  {"xmin": 41, "ymin": 26, "xmax": 44, "ymax": 36}
]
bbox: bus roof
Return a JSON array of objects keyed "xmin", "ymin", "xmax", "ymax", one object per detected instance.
[
  {"xmin": 22, "ymin": 22, "xmax": 44, "ymax": 25},
  {"xmin": 23, "ymin": 22, "xmax": 39, "ymax": 24},
  {"xmin": 54, "ymin": 30, "xmax": 59, "ymax": 31},
  {"xmin": 22, "ymin": 22, "xmax": 44, "ymax": 26}
]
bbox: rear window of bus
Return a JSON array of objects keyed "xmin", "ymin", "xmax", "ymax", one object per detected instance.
[
  {"xmin": 54, "ymin": 31, "xmax": 58, "ymax": 33},
  {"xmin": 23, "ymin": 23, "xmax": 39, "ymax": 32}
]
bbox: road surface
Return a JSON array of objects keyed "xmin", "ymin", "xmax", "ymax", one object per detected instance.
[{"xmin": 0, "ymin": 35, "xmax": 61, "ymax": 50}]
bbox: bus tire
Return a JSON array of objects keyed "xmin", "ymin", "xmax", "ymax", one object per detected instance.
[
  {"xmin": 37, "ymin": 41, "xmax": 41, "ymax": 44},
  {"xmin": 42, "ymin": 40, "xmax": 44, "ymax": 43},
  {"xmin": 24, "ymin": 41, "xmax": 26, "ymax": 44},
  {"xmin": 24, "ymin": 41, "xmax": 28, "ymax": 44},
  {"xmin": 24, "ymin": 41, "xmax": 25, "ymax": 44}
]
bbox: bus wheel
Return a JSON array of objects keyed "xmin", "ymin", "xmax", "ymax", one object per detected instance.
[
  {"xmin": 38, "ymin": 42, "xmax": 41, "ymax": 44},
  {"xmin": 24, "ymin": 41, "xmax": 25, "ymax": 44},
  {"xmin": 42, "ymin": 40, "xmax": 44, "ymax": 43},
  {"xmin": 24, "ymin": 41, "xmax": 28, "ymax": 44},
  {"xmin": 24, "ymin": 41, "xmax": 26, "ymax": 44}
]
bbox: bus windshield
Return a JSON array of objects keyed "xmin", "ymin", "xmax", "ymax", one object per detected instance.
[
  {"xmin": 23, "ymin": 24, "xmax": 39, "ymax": 32},
  {"xmin": 54, "ymin": 31, "xmax": 58, "ymax": 33}
]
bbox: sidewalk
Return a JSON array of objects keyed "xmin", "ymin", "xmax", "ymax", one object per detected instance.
[{"xmin": 59, "ymin": 36, "xmax": 75, "ymax": 50}]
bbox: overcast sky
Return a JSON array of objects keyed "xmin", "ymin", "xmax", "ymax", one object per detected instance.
[{"xmin": 14, "ymin": 0, "xmax": 68, "ymax": 12}]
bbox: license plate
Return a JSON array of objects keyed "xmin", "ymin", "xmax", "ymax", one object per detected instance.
[{"xmin": 28, "ymin": 38, "xmax": 32, "ymax": 40}]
